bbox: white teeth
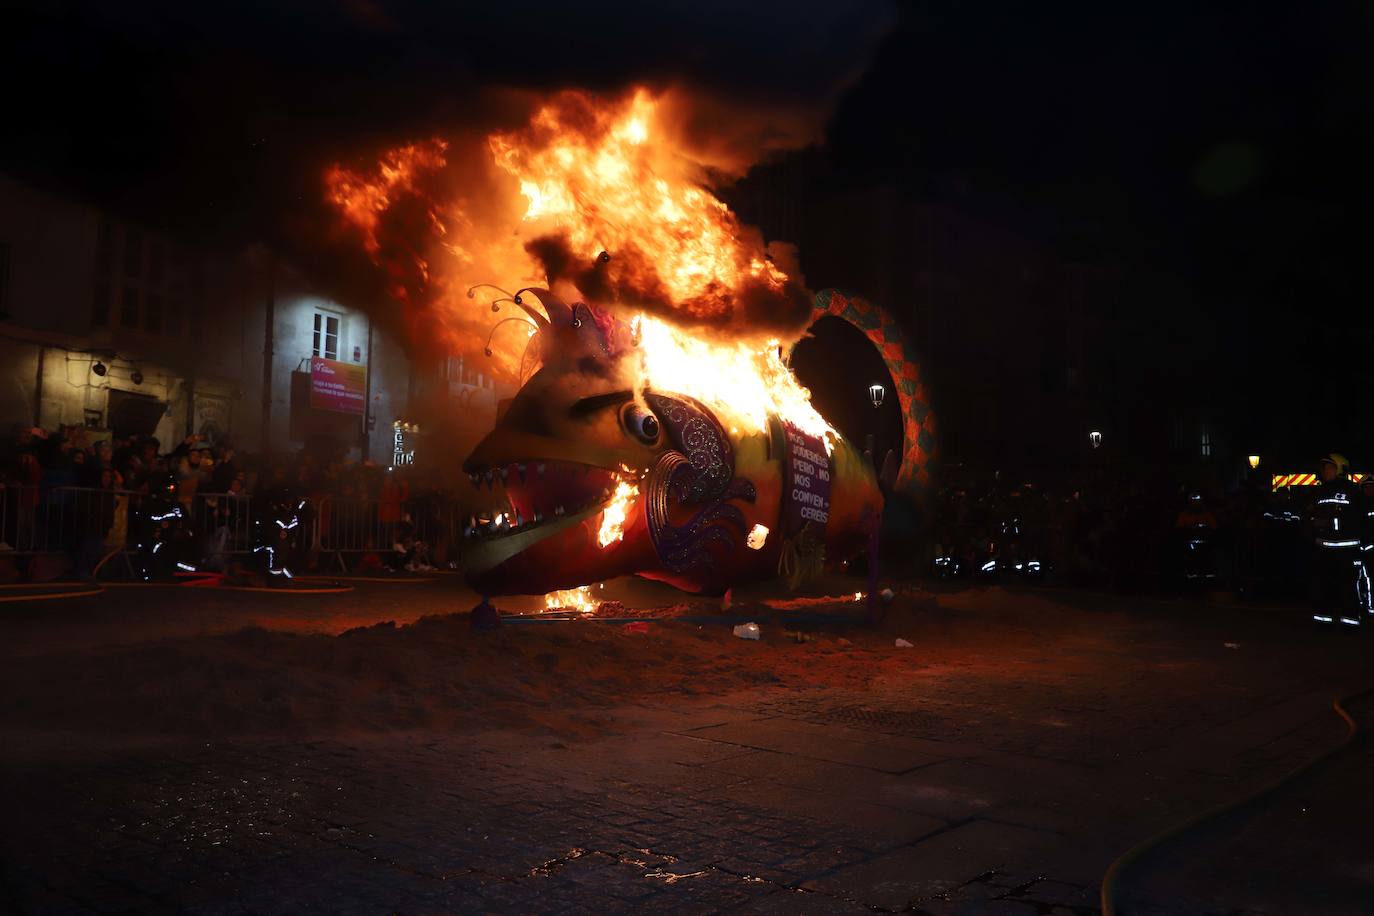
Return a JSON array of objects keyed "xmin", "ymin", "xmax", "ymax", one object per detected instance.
[
  {"xmin": 515, "ymin": 511, "xmax": 524, "ymax": 527},
  {"xmin": 534, "ymin": 511, "xmax": 543, "ymax": 523},
  {"xmin": 554, "ymin": 505, "xmax": 565, "ymax": 517}
]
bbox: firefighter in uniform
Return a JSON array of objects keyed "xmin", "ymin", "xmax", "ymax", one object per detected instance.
[
  {"xmin": 1359, "ymin": 474, "xmax": 1374, "ymax": 616},
  {"xmin": 1311, "ymin": 453, "xmax": 1365, "ymax": 627}
]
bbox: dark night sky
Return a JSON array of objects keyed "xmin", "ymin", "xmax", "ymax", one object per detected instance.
[{"xmin": 4, "ymin": 0, "xmax": 1372, "ymax": 466}]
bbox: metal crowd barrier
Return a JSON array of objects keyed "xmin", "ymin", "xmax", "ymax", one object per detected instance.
[
  {"xmin": 193, "ymin": 491, "xmax": 257, "ymax": 569},
  {"xmin": 0, "ymin": 485, "xmax": 134, "ymax": 556},
  {"xmin": 0, "ymin": 485, "xmax": 461, "ymax": 575},
  {"xmin": 314, "ymin": 495, "xmax": 455, "ymax": 570}
]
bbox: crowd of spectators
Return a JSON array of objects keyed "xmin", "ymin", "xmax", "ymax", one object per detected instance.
[
  {"xmin": 0, "ymin": 423, "xmax": 453, "ymax": 575},
  {"xmin": 0, "ymin": 423, "xmax": 1338, "ymax": 596},
  {"xmin": 0, "ymin": 423, "xmax": 456, "ymax": 502}
]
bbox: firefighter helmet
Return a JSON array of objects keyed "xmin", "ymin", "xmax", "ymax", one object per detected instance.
[{"xmin": 1320, "ymin": 453, "xmax": 1351, "ymax": 476}]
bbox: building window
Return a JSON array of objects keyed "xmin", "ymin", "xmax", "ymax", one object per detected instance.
[
  {"xmin": 145, "ymin": 292, "xmax": 162, "ymax": 333},
  {"xmin": 147, "ymin": 239, "xmax": 163, "ymax": 286},
  {"xmin": 188, "ymin": 263, "xmax": 204, "ymax": 341},
  {"xmin": 1200, "ymin": 428, "xmax": 1212, "ymax": 458},
  {"xmin": 166, "ymin": 298, "xmax": 183, "ymax": 338},
  {"xmin": 313, "ymin": 311, "xmax": 340, "ymax": 360},
  {"xmin": 0, "ymin": 241, "xmax": 10, "ymax": 318},
  {"xmin": 96, "ymin": 218, "xmax": 115, "ymax": 276},
  {"xmin": 91, "ymin": 282, "xmax": 110, "ymax": 326},
  {"xmin": 120, "ymin": 286, "xmax": 140, "ymax": 328},
  {"xmin": 123, "ymin": 227, "xmax": 142, "ymax": 279}
]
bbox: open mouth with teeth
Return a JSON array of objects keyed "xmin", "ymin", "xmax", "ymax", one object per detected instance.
[{"xmin": 464, "ymin": 459, "xmax": 626, "ymax": 542}]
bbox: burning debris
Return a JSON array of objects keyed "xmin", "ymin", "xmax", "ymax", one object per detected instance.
[
  {"xmin": 746, "ymin": 524, "xmax": 770, "ymax": 550},
  {"xmin": 544, "ymin": 585, "xmax": 597, "ymax": 615}
]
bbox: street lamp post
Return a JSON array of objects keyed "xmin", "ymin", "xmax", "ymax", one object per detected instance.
[{"xmin": 865, "ymin": 383, "xmax": 885, "ymax": 463}]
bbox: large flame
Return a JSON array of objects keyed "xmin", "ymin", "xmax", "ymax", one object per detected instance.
[
  {"xmin": 489, "ymin": 89, "xmax": 788, "ymax": 319},
  {"xmin": 324, "ymin": 88, "xmax": 839, "ymax": 439},
  {"xmin": 632, "ymin": 314, "xmax": 835, "ymax": 447},
  {"xmin": 324, "ymin": 87, "xmax": 808, "ymax": 374},
  {"xmin": 324, "ymin": 140, "xmax": 449, "ymax": 258}
]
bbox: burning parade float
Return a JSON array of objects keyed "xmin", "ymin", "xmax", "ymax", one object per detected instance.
[{"xmin": 327, "ymin": 88, "xmax": 937, "ymax": 620}]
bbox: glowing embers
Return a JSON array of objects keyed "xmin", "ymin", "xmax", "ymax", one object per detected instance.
[
  {"xmin": 544, "ymin": 585, "xmax": 596, "ymax": 615},
  {"xmin": 746, "ymin": 524, "xmax": 769, "ymax": 550},
  {"xmin": 597, "ymin": 479, "xmax": 640, "ymax": 548}
]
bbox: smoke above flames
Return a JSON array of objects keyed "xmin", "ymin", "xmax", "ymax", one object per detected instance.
[{"xmin": 324, "ymin": 86, "xmax": 818, "ymax": 376}]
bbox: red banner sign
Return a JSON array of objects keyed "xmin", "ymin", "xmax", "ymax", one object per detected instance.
[{"xmin": 310, "ymin": 358, "xmax": 366, "ymax": 415}]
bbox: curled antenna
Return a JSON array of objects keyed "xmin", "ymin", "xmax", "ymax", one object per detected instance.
[
  {"xmin": 511, "ymin": 287, "xmax": 571, "ymax": 326},
  {"xmin": 483, "ymin": 316, "xmax": 539, "ymax": 357},
  {"xmin": 466, "ymin": 283, "xmax": 514, "ymax": 301},
  {"xmin": 469, "ymin": 282, "xmax": 548, "ymax": 327}
]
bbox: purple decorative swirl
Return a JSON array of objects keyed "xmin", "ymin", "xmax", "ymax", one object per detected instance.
[{"xmin": 643, "ymin": 393, "xmax": 757, "ymax": 581}]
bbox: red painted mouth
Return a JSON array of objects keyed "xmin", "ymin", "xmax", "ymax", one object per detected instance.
[{"xmin": 464, "ymin": 459, "xmax": 622, "ymax": 540}]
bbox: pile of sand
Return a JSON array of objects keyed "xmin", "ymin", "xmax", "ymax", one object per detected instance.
[{"xmin": 0, "ymin": 586, "xmax": 1086, "ymax": 741}]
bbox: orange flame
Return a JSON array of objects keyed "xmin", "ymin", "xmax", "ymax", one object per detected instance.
[
  {"xmin": 322, "ymin": 89, "xmax": 842, "ymax": 439},
  {"xmin": 632, "ymin": 314, "xmax": 835, "ymax": 448},
  {"xmin": 489, "ymin": 89, "xmax": 788, "ymax": 320},
  {"xmin": 544, "ymin": 585, "xmax": 596, "ymax": 614},
  {"xmin": 324, "ymin": 87, "xmax": 807, "ymax": 377},
  {"xmin": 324, "ymin": 140, "xmax": 449, "ymax": 257},
  {"xmin": 597, "ymin": 478, "xmax": 640, "ymax": 548}
]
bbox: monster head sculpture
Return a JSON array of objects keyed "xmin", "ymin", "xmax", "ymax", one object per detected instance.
[{"xmin": 463, "ymin": 288, "xmax": 821, "ymax": 596}]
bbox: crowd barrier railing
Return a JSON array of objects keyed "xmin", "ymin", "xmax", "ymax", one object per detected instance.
[
  {"xmin": 192, "ymin": 491, "xmax": 257, "ymax": 569},
  {"xmin": 1, "ymin": 485, "xmax": 462, "ymax": 575},
  {"xmin": 0, "ymin": 485, "xmax": 136, "ymax": 556},
  {"xmin": 314, "ymin": 495, "xmax": 456, "ymax": 570}
]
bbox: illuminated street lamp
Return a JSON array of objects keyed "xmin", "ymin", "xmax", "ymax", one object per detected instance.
[
  {"xmin": 868, "ymin": 383, "xmax": 885, "ymax": 408},
  {"xmin": 1248, "ymin": 454, "xmax": 1261, "ymax": 469},
  {"xmin": 1089, "ymin": 430, "xmax": 1103, "ymax": 449}
]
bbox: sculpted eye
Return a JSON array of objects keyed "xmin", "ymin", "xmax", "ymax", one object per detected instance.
[{"xmin": 620, "ymin": 403, "xmax": 661, "ymax": 445}]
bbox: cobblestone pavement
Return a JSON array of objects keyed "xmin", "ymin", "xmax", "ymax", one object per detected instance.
[{"xmin": 2, "ymin": 585, "xmax": 1372, "ymax": 914}]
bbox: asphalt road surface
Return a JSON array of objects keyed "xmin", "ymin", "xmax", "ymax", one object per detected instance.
[{"xmin": 2, "ymin": 576, "xmax": 1371, "ymax": 914}]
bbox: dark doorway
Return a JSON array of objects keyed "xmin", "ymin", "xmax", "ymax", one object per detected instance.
[{"xmin": 106, "ymin": 389, "xmax": 166, "ymax": 438}]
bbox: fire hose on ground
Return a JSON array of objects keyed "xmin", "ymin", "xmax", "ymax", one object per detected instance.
[
  {"xmin": 0, "ymin": 582, "xmax": 105, "ymax": 602},
  {"xmin": 1100, "ymin": 686, "xmax": 1373, "ymax": 915}
]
